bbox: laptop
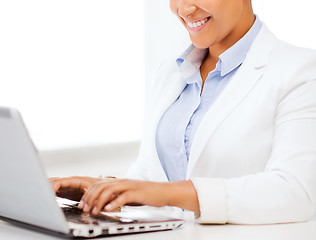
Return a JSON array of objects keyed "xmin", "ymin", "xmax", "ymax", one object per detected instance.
[{"xmin": 0, "ymin": 106, "xmax": 184, "ymax": 238}]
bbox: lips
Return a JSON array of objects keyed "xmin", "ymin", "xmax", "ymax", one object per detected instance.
[{"xmin": 185, "ymin": 17, "xmax": 211, "ymax": 32}]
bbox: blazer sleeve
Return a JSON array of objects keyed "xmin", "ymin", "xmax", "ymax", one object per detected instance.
[
  {"xmin": 126, "ymin": 142, "xmax": 149, "ymax": 180},
  {"xmin": 192, "ymin": 63, "xmax": 316, "ymax": 224},
  {"xmin": 126, "ymin": 97, "xmax": 153, "ymax": 180}
]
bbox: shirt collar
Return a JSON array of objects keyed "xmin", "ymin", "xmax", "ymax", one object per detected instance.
[
  {"xmin": 219, "ymin": 16, "xmax": 262, "ymax": 76},
  {"xmin": 176, "ymin": 16, "xmax": 262, "ymax": 81},
  {"xmin": 176, "ymin": 45, "xmax": 208, "ymax": 81}
]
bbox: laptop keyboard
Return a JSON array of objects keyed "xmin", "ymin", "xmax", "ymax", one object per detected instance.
[{"xmin": 62, "ymin": 206, "xmax": 121, "ymax": 225}]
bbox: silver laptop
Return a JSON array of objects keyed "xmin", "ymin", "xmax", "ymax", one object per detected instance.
[{"xmin": 0, "ymin": 106, "xmax": 184, "ymax": 238}]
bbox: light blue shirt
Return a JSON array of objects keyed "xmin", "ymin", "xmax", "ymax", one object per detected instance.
[{"xmin": 156, "ymin": 17, "xmax": 262, "ymax": 182}]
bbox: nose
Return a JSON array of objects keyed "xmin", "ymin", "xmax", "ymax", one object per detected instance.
[{"xmin": 177, "ymin": 1, "xmax": 197, "ymax": 19}]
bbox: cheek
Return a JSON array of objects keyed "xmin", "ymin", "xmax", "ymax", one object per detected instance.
[
  {"xmin": 211, "ymin": 2, "xmax": 243, "ymax": 31},
  {"xmin": 209, "ymin": 0, "xmax": 241, "ymax": 19},
  {"xmin": 169, "ymin": 0, "xmax": 178, "ymax": 15}
]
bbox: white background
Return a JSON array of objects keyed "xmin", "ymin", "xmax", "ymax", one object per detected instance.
[
  {"xmin": 0, "ymin": 0, "xmax": 144, "ymax": 150},
  {"xmin": 1, "ymin": 0, "xmax": 316, "ymax": 151}
]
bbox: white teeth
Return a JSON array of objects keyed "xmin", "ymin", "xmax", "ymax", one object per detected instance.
[{"xmin": 187, "ymin": 18, "xmax": 209, "ymax": 29}]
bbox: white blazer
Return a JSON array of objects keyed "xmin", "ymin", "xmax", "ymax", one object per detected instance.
[{"xmin": 127, "ymin": 24, "xmax": 316, "ymax": 224}]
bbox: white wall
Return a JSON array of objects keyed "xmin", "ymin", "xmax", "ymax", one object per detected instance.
[
  {"xmin": 0, "ymin": 0, "xmax": 144, "ymax": 150},
  {"xmin": 144, "ymin": 0, "xmax": 190, "ymax": 92},
  {"xmin": 1, "ymin": 0, "xmax": 315, "ymax": 151},
  {"xmin": 252, "ymin": 0, "xmax": 316, "ymax": 49}
]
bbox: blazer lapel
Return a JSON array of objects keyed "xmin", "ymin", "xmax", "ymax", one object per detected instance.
[
  {"xmin": 149, "ymin": 70, "xmax": 187, "ymax": 181},
  {"xmin": 152, "ymin": 72, "xmax": 187, "ymax": 129},
  {"xmin": 186, "ymin": 24, "xmax": 278, "ymax": 178}
]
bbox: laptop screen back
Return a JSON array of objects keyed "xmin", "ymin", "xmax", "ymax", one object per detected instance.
[{"xmin": 0, "ymin": 107, "xmax": 69, "ymax": 234}]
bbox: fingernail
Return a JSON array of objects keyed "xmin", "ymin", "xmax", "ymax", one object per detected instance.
[
  {"xmin": 105, "ymin": 204, "xmax": 112, "ymax": 211},
  {"xmin": 83, "ymin": 204, "xmax": 89, "ymax": 212},
  {"xmin": 92, "ymin": 207, "xmax": 98, "ymax": 215},
  {"xmin": 78, "ymin": 200, "xmax": 84, "ymax": 209}
]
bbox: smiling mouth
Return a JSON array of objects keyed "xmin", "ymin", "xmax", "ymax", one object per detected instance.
[{"xmin": 185, "ymin": 17, "xmax": 211, "ymax": 29}]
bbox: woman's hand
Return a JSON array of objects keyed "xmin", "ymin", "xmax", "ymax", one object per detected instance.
[
  {"xmin": 50, "ymin": 176, "xmax": 102, "ymax": 201},
  {"xmin": 78, "ymin": 179, "xmax": 200, "ymax": 215}
]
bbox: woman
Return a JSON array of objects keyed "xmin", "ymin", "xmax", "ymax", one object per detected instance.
[{"xmin": 51, "ymin": 0, "xmax": 316, "ymax": 224}]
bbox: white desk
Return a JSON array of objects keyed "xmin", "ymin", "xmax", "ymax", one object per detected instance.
[
  {"xmin": 2, "ymin": 145, "xmax": 315, "ymax": 240},
  {"xmin": 1, "ymin": 213, "xmax": 316, "ymax": 240}
]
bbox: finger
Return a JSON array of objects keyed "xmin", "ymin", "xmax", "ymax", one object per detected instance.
[
  {"xmin": 51, "ymin": 179, "xmax": 63, "ymax": 192},
  {"xmin": 91, "ymin": 192, "xmax": 119, "ymax": 215},
  {"xmin": 51, "ymin": 177, "xmax": 87, "ymax": 193},
  {"xmin": 81, "ymin": 181, "xmax": 114, "ymax": 212},
  {"xmin": 84, "ymin": 180, "xmax": 129, "ymax": 213},
  {"xmin": 91, "ymin": 182, "xmax": 136, "ymax": 214},
  {"xmin": 49, "ymin": 177, "xmax": 59, "ymax": 181},
  {"xmin": 80, "ymin": 181, "xmax": 102, "ymax": 203},
  {"xmin": 49, "ymin": 178, "xmax": 58, "ymax": 191},
  {"xmin": 81, "ymin": 179, "xmax": 121, "ymax": 203},
  {"xmin": 104, "ymin": 192, "xmax": 132, "ymax": 212},
  {"xmin": 52, "ymin": 178, "xmax": 76, "ymax": 192}
]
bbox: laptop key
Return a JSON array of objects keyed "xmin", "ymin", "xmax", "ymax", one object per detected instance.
[{"xmin": 62, "ymin": 206, "xmax": 121, "ymax": 225}]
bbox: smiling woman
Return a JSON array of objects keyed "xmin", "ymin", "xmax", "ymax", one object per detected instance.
[{"xmin": 51, "ymin": 0, "xmax": 316, "ymax": 226}]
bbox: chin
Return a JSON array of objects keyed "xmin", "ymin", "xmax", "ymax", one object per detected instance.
[
  {"xmin": 189, "ymin": 35, "xmax": 215, "ymax": 49},
  {"xmin": 190, "ymin": 40, "xmax": 212, "ymax": 49}
]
